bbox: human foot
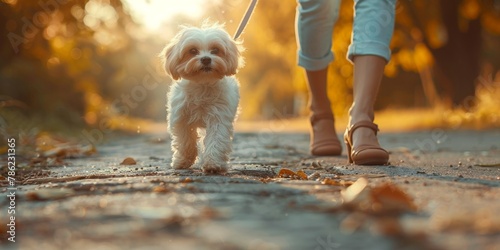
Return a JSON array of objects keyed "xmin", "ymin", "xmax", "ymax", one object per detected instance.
[
  {"xmin": 310, "ymin": 113, "xmax": 342, "ymax": 156},
  {"xmin": 344, "ymin": 121, "xmax": 388, "ymax": 165}
]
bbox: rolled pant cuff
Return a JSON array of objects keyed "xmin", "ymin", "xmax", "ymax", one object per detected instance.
[
  {"xmin": 347, "ymin": 42, "xmax": 391, "ymax": 63},
  {"xmin": 297, "ymin": 50, "xmax": 334, "ymax": 71}
]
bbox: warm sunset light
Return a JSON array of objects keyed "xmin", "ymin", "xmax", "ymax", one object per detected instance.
[{"xmin": 123, "ymin": 0, "xmax": 206, "ymax": 31}]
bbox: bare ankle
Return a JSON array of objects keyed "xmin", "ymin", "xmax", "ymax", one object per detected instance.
[
  {"xmin": 310, "ymin": 104, "xmax": 333, "ymax": 117},
  {"xmin": 348, "ymin": 113, "xmax": 373, "ymax": 127},
  {"xmin": 348, "ymin": 106, "xmax": 374, "ymax": 126}
]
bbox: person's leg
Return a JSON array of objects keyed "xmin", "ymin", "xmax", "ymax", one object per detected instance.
[
  {"xmin": 348, "ymin": 55, "xmax": 386, "ymax": 154},
  {"xmin": 345, "ymin": 0, "xmax": 396, "ymax": 164},
  {"xmin": 296, "ymin": 0, "xmax": 342, "ymax": 155},
  {"xmin": 306, "ymin": 69, "xmax": 330, "ymax": 119}
]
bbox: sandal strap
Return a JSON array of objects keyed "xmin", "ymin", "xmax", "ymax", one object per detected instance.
[
  {"xmin": 351, "ymin": 144, "xmax": 388, "ymax": 156},
  {"xmin": 310, "ymin": 113, "xmax": 334, "ymax": 125},
  {"xmin": 346, "ymin": 121, "xmax": 379, "ymax": 145}
]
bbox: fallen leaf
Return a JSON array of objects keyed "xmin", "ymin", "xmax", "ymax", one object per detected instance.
[
  {"xmin": 296, "ymin": 170, "xmax": 308, "ymax": 180},
  {"xmin": 186, "ymin": 185, "xmax": 199, "ymax": 192},
  {"xmin": 43, "ymin": 144, "xmax": 96, "ymax": 158},
  {"xmin": 35, "ymin": 133, "xmax": 97, "ymax": 159},
  {"xmin": 152, "ymin": 186, "xmax": 171, "ymax": 193},
  {"xmin": 120, "ymin": 157, "xmax": 137, "ymax": 165},
  {"xmin": 277, "ymin": 168, "xmax": 307, "ymax": 180},
  {"xmin": 341, "ymin": 178, "xmax": 370, "ymax": 205},
  {"xmin": 341, "ymin": 178, "xmax": 417, "ymax": 214},
  {"xmin": 337, "ymin": 180, "xmax": 422, "ymax": 241},
  {"xmin": 26, "ymin": 188, "xmax": 75, "ymax": 201},
  {"xmin": 180, "ymin": 177, "xmax": 193, "ymax": 183},
  {"xmin": 199, "ymin": 207, "xmax": 220, "ymax": 220},
  {"xmin": 277, "ymin": 168, "xmax": 296, "ymax": 178},
  {"xmin": 322, "ymin": 178, "xmax": 354, "ymax": 187},
  {"xmin": 370, "ymin": 183, "xmax": 417, "ymax": 213}
]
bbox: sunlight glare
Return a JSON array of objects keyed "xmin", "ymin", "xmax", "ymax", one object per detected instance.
[{"xmin": 123, "ymin": 0, "xmax": 205, "ymax": 31}]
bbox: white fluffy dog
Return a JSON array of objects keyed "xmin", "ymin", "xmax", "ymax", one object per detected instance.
[{"xmin": 161, "ymin": 24, "xmax": 244, "ymax": 174}]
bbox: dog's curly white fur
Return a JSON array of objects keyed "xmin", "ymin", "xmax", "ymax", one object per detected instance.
[{"xmin": 161, "ymin": 24, "xmax": 244, "ymax": 174}]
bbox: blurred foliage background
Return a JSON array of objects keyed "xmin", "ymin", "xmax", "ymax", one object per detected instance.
[{"xmin": 1, "ymin": 0, "xmax": 500, "ymax": 143}]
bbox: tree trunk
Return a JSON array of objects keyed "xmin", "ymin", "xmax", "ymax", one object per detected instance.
[{"xmin": 431, "ymin": 0, "xmax": 482, "ymax": 109}]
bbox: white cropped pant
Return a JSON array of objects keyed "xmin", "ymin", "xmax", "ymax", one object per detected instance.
[{"xmin": 296, "ymin": 0, "xmax": 396, "ymax": 70}]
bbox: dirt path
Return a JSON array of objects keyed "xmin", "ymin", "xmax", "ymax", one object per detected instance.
[{"xmin": 1, "ymin": 130, "xmax": 500, "ymax": 250}]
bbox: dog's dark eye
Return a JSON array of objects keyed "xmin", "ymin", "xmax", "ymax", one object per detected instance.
[
  {"xmin": 210, "ymin": 48, "xmax": 219, "ymax": 55},
  {"xmin": 189, "ymin": 48, "xmax": 199, "ymax": 55}
]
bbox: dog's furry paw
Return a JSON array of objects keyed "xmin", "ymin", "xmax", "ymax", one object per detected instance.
[
  {"xmin": 171, "ymin": 161, "xmax": 194, "ymax": 170},
  {"xmin": 202, "ymin": 163, "xmax": 228, "ymax": 174}
]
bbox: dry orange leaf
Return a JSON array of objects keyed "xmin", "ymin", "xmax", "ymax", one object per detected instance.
[
  {"xmin": 199, "ymin": 207, "xmax": 220, "ymax": 220},
  {"xmin": 152, "ymin": 186, "xmax": 170, "ymax": 193},
  {"xmin": 370, "ymin": 183, "xmax": 417, "ymax": 213},
  {"xmin": 277, "ymin": 168, "xmax": 308, "ymax": 180},
  {"xmin": 180, "ymin": 177, "xmax": 193, "ymax": 183},
  {"xmin": 342, "ymin": 178, "xmax": 417, "ymax": 214},
  {"xmin": 322, "ymin": 178, "xmax": 354, "ymax": 187},
  {"xmin": 120, "ymin": 157, "xmax": 137, "ymax": 165},
  {"xmin": 277, "ymin": 168, "xmax": 296, "ymax": 178},
  {"xmin": 296, "ymin": 170, "xmax": 308, "ymax": 180}
]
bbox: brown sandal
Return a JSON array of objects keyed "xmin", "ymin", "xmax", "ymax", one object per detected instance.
[
  {"xmin": 310, "ymin": 113, "xmax": 342, "ymax": 156},
  {"xmin": 344, "ymin": 121, "xmax": 389, "ymax": 165}
]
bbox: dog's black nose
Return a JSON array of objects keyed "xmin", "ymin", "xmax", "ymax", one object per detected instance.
[{"xmin": 201, "ymin": 57, "xmax": 211, "ymax": 65}]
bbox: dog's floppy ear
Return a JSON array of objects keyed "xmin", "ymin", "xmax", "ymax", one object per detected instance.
[
  {"xmin": 224, "ymin": 38, "xmax": 245, "ymax": 76},
  {"xmin": 160, "ymin": 38, "xmax": 181, "ymax": 81}
]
